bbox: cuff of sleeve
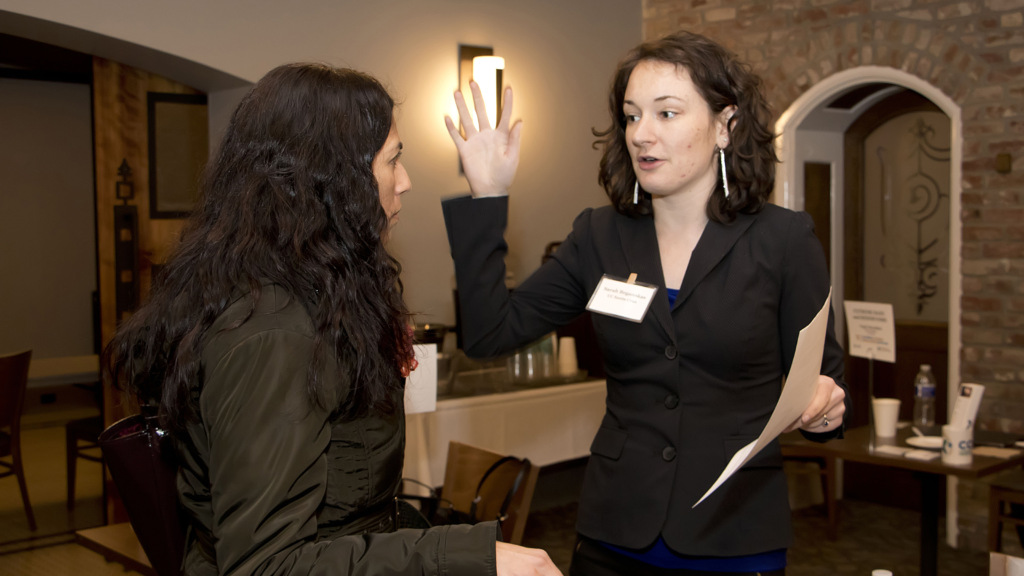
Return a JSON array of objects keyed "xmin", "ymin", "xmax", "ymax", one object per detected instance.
[
  {"xmin": 799, "ymin": 423, "xmax": 845, "ymax": 443},
  {"xmin": 441, "ymin": 195, "xmax": 509, "ymax": 256},
  {"xmin": 437, "ymin": 521, "xmax": 500, "ymax": 576}
]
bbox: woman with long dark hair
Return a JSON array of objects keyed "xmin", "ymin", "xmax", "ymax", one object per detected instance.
[
  {"xmin": 443, "ymin": 32, "xmax": 850, "ymax": 575},
  {"xmin": 105, "ymin": 63, "xmax": 560, "ymax": 576}
]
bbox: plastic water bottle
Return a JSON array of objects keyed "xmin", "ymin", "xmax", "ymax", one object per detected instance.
[{"xmin": 913, "ymin": 364, "xmax": 937, "ymax": 427}]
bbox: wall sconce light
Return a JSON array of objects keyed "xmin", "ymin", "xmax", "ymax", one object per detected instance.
[
  {"xmin": 458, "ymin": 45, "xmax": 504, "ymax": 130},
  {"xmin": 473, "ymin": 56, "xmax": 505, "ymax": 128}
]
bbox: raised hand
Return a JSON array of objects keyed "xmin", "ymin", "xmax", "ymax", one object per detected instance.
[{"xmin": 444, "ymin": 82, "xmax": 523, "ymax": 198}]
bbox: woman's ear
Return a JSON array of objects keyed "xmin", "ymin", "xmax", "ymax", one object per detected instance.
[{"xmin": 717, "ymin": 105, "xmax": 737, "ymax": 146}]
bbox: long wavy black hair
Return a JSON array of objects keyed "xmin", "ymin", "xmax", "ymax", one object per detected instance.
[
  {"xmin": 103, "ymin": 63, "xmax": 411, "ymax": 432},
  {"xmin": 594, "ymin": 31, "xmax": 778, "ymax": 222}
]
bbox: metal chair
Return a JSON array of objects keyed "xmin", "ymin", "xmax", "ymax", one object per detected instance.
[{"xmin": 0, "ymin": 350, "xmax": 36, "ymax": 531}]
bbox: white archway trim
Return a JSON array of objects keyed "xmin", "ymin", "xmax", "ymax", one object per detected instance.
[{"xmin": 775, "ymin": 65, "xmax": 964, "ymax": 548}]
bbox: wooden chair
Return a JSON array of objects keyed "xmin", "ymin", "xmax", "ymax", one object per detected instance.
[
  {"xmin": 76, "ymin": 523, "xmax": 157, "ymax": 576},
  {"xmin": 780, "ymin": 442, "xmax": 838, "ymax": 540},
  {"xmin": 0, "ymin": 350, "xmax": 36, "ymax": 531},
  {"xmin": 441, "ymin": 441, "xmax": 540, "ymax": 544},
  {"xmin": 66, "ymin": 415, "xmax": 104, "ymax": 509},
  {"xmin": 987, "ymin": 468, "xmax": 1024, "ymax": 552}
]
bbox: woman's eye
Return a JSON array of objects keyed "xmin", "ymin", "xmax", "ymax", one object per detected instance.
[
  {"xmin": 661, "ymin": 111, "xmax": 677, "ymax": 119},
  {"xmin": 625, "ymin": 114, "xmax": 639, "ymax": 123}
]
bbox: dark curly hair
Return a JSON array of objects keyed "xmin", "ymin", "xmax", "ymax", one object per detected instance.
[
  {"xmin": 102, "ymin": 63, "xmax": 410, "ymax": 432},
  {"xmin": 594, "ymin": 31, "xmax": 778, "ymax": 222}
]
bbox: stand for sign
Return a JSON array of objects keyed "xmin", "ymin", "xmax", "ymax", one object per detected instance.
[{"xmin": 868, "ymin": 353, "xmax": 875, "ymax": 452}]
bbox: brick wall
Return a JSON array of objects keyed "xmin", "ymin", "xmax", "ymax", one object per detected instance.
[{"xmin": 642, "ymin": 0, "xmax": 1024, "ymax": 551}]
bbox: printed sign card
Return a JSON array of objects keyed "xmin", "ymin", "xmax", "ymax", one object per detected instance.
[{"xmin": 843, "ymin": 301, "xmax": 896, "ymax": 363}]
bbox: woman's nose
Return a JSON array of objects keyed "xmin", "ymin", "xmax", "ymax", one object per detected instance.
[
  {"xmin": 396, "ymin": 163, "xmax": 411, "ymax": 195},
  {"xmin": 630, "ymin": 117, "xmax": 654, "ymax": 148}
]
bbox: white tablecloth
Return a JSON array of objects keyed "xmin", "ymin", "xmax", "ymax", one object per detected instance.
[
  {"xmin": 27, "ymin": 354, "xmax": 100, "ymax": 388},
  {"xmin": 403, "ymin": 380, "xmax": 607, "ymax": 488}
]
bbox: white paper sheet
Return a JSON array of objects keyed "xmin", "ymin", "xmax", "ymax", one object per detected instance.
[
  {"xmin": 694, "ymin": 289, "xmax": 832, "ymax": 507},
  {"xmin": 404, "ymin": 344, "xmax": 437, "ymax": 414}
]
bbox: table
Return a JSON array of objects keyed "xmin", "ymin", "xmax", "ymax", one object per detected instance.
[
  {"xmin": 27, "ymin": 354, "xmax": 99, "ymax": 388},
  {"xmin": 403, "ymin": 380, "xmax": 606, "ymax": 488},
  {"xmin": 783, "ymin": 425, "xmax": 1024, "ymax": 576}
]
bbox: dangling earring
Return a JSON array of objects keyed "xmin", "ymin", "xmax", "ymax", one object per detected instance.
[
  {"xmin": 633, "ymin": 180, "xmax": 639, "ymax": 205},
  {"xmin": 719, "ymin": 148, "xmax": 730, "ymax": 199}
]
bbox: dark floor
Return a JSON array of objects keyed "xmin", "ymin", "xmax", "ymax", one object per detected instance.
[{"xmin": 522, "ymin": 499, "xmax": 993, "ymax": 575}]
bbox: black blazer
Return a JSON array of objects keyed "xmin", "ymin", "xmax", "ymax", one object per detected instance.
[{"xmin": 442, "ymin": 196, "xmax": 848, "ymax": 557}]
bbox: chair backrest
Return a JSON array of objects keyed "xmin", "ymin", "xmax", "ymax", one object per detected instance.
[
  {"xmin": 441, "ymin": 441, "xmax": 540, "ymax": 544},
  {"xmin": 0, "ymin": 350, "xmax": 32, "ymax": 430}
]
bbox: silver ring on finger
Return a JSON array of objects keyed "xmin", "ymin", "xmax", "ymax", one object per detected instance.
[{"xmin": 821, "ymin": 414, "xmax": 830, "ymax": 428}]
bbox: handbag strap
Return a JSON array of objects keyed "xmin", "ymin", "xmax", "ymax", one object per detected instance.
[{"xmin": 469, "ymin": 456, "xmax": 532, "ymax": 522}]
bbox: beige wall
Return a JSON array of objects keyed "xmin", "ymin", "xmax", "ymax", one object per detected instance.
[
  {"xmin": 0, "ymin": 78, "xmax": 95, "ymax": 358},
  {"xmin": 0, "ymin": 0, "xmax": 643, "ymax": 324}
]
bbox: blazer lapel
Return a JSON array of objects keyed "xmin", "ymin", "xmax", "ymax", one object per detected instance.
[
  {"xmin": 615, "ymin": 214, "xmax": 676, "ymax": 343},
  {"xmin": 673, "ymin": 212, "xmax": 756, "ymax": 311}
]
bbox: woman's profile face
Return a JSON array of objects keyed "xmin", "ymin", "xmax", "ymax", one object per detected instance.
[
  {"xmin": 373, "ymin": 120, "xmax": 411, "ymax": 230},
  {"xmin": 623, "ymin": 59, "xmax": 731, "ymax": 200}
]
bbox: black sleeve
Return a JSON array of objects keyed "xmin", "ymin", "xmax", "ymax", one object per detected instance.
[
  {"xmin": 442, "ymin": 195, "xmax": 590, "ymax": 358},
  {"xmin": 777, "ymin": 211, "xmax": 851, "ymax": 442}
]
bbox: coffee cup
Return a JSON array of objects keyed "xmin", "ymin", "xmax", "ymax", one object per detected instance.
[
  {"xmin": 941, "ymin": 425, "xmax": 973, "ymax": 466},
  {"xmin": 558, "ymin": 336, "xmax": 578, "ymax": 376},
  {"xmin": 872, "ymin": 398, "xmax": 901, "ymax": 437}
]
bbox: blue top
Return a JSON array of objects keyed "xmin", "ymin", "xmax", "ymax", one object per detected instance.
[
  {"xmin": 602, "ymin": 539, "xmax": 787, "ymax": 571},
  {"xmin": 666, "ymin": 287, "xmax": 679, "ymax": 308}
]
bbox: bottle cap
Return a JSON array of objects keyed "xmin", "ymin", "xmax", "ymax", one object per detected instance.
[
  {"xmin": 921, "ymin": 364, "xmax": 930, "ymax": 370},
  {"xmin": 872, "ymin": 571, "xmax": 893, "ymax": 576}
]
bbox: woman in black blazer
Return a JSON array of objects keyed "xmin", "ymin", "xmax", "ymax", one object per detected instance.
[{"xmin": 443, "ymin": 32, "xmax": 849, "ymax": 575}]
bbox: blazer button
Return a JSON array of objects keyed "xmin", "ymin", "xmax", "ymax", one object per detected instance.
[
  {"xmin": 664, "ymin": 345, "xmax": 677, "ymax": 360},
  {"xmin": 662, "ymin": 446, "xmax": 677, "ymax": 461},
  {"xmin": 664, "ymin": 394, "xmax": 679, "ymax": 409}
]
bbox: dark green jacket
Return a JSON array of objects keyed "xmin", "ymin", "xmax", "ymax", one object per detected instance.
[{"xmin": 175, "ymin": 285, "xmax": 498, "ymax": 576}]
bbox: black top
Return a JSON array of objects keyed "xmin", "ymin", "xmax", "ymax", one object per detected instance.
[
  {"xmin": 442, "ymin": 196, "xmax": 848, "ymax": 557},
  {"xmin": 175, "ymin": 284, "xmax": 498, "ymax": 576}
]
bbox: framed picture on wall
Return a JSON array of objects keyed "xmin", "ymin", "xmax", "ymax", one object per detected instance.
[{"xmin": 147, "ymin": 92, "xmax": 208, "ymax": 219}]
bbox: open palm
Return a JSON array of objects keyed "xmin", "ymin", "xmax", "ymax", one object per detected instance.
[{"xmin": 445, "ymin": 81, "xmax": 523, "ymax": 198}]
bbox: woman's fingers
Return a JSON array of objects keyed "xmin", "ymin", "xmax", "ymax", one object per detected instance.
[
  {"xmin": 469, "ymin": 80, "xmax": 491, "ymax": 131},
  {"xmin": 444, "ymin": 116, "xmax": 464, "ymax": 149},
  {"xmin": 786, "ymin": 376, "xmax": 846, "ymax": 433},
  {"xmin": 453, "ymin": 89, "xmax": 477, "ymax": 137},
  {"xmin": 497, "ymin": 86, "xmax": 514, "ymax": 132},
  {"xmin": 508, "ymin": 121, "xmax": 523, "ymax": 162},
  {"xmin": 800, "ymin": 377, "xmax": 833, "ymax": 425}
]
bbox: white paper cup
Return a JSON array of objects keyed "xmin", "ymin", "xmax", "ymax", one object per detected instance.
[
  {"xmin": 872, "ymin": 398, "xmax": 901, "ymax": 437},
  {"xmin": 558, "ymin": 337, "xmax": 578, "ymax": 376},
  {"xmin": 942, "ymin": 425, "xmax": 973, "ymax": 466}
]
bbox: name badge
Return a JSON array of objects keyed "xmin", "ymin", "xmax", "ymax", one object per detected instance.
[{"xmin": 585, "ymin": 273, "xmax": 658, "ymax": 323}]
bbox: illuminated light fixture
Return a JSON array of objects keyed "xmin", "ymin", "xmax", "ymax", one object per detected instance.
[
  {"xmin": 472, "ymin": 56, "xmax": 505, "ymax": 128},
  {"xmin": 458, "ymin": 45, "xmax": 504, "ymax": 132}
]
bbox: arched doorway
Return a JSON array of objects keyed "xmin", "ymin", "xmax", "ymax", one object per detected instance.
[{"xmin": 775, "ymin": 66, "xmax": 964, "ymax": 547}]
